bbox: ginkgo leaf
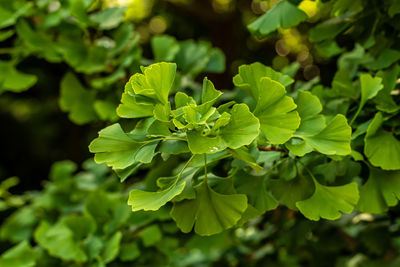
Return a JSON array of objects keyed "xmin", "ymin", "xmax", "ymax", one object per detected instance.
[
  {"xmin": 59, "ymin": 72, "xmax": 98, "ymax": 125},
  {"xmin": 128, "ymin": 182, "xmax": 186, "ymax": 211},
  {"xmin": 375, "ymin": 65, "xmax": 400, "ymax": 113},
  {"xmin": 186, "ymin": 131, "xmax": 226, "ymax": 154},
  {"xmin": 269, "ymin": 172, "xmax": 315, "ymax": 210},
  {"xmin": 151, "ymin": 35, "xmax": 180, "ymax": 62},
  {"xmin": 116, "ymin": 81, "xmax": 155, "ymax": 118},
  {"xmin": 302, "ymin": 115, "xmax": 352, "ymax": 155},
  {"xmin": 131, "ymin": 62, "xmax": 176, "ymax": 105},
  {"xmin": 253, "ymin": 77, "xmax": 300, "ymax": 144},
  {"xmin": 287, "ymin": 90, "xmax": 352, "ymax": 156},
  {"xmin": 0, "ymin": 241, "xmax": 38, "ymax": 267},
  {"xmin": 288, "ymin": 114, "xmax": 352, "ymax": 156},
  {"xmin": 351, "ymin": 74, "xmax": 383, "ymax": 123},
  {"xmin": 89, "ymin": 124, "xmax": 157, "ymax": 169},
  {"xmin": 234, "ymin": 171, "xmax": 278, "ymax": 213},
  {"xmin": 220, "ymin": 104, "xmax": 260, "ymax": 148},
  {"xmin": 364, "ymin": 113, "xmax": 400, "ymax": 170},
  {"xmin": 34, "ymin": 221, "xmax": 87, "ymax": 262},
  {"xmin": 0, "ymin": 61, "xmax": 37, "ymax": 94},
  {"xmin": 296, "ymin": 179, "xmax": 359, "ymax": 221},
  {"xmin": 233, "ymin": 62, "xmax": 294, "ymax": 99},
  {"xmin": 175, "ymin": 92, "xmax": 196, "ymax": 108},
  {"xmin": 248, "ymin": 1, "xmax": 308, "ymax": 38},
  {"xmin": 171, "ymin": 180, "xmax": 247, "ymax": 236},
  {"xmin": 366, "ymin": 49, "xmax": 400, "ymax": 71},
  {"xmin": 357, "ymin": 167, "xmax": 400, "ymax": 214},
  {"xmin": 294, "ymin": 91, "xmax": 326, "ymax": 136},
  {"xmin": 201, "ymin": 77, "xmax": 222, "ymax": 110},
  {"xmin": 309, "ymin": 16, "xmax": 350, "ymax": 42}
]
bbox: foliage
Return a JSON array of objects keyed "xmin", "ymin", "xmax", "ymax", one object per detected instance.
[
  {"xmin": 2, "ymin": 160, "xmax": 400, "ymax": 267},
  {"xmin": 1, "ymin": 0, "xmax": 400, "ymax": 266},
  {"xmin": 0, "ymin": 0, "xmax": 225, "ymax": 124},
  {"xmin": 87, "ymin": 0, "xmax": 400, "ymax": 238}
]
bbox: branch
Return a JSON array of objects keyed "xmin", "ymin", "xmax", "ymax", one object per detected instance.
[{"xmin": 258, "ymin": 146, "xmax": 286, "ymax": 152}]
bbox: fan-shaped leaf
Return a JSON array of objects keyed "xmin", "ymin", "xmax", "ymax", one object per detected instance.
[
  {"xmin": 171, "ymin": 181, "xmax": 247, "ymax": 236},
  {"xmin": 248, "ymin": 1, "xmax": 307, "ymax": 38}
]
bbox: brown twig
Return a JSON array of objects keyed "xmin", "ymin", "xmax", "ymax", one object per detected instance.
[{"xmin": 258, "ymin": 146, "xmax": 286, "ymax": 152}]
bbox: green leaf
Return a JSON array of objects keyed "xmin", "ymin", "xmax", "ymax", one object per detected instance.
[
  {"xmin": 120, "ymin": 242, "xmax": 140, "ymax": 262},
  {"xmin": 94, "ymin": 100, "xmax": 118, "ymax": 121},
  {"xmin": 357, "ymin": 167, "xmax": 400, "ymax": 213},
  {"xmin": 269, "ymin": 171, "xmax": 315, "ymax": 210},
  {"xmin": 102, "ymin": 231, "xmax": 122, "ymax": 263},
  {"xmin": 49, "ymin": 160, "xmax": 77, "ymax": 181},
  {"xmin": 175, "ymin": 92, "xmax": 196, "ymax": 108},
  {"xmin": 153, "ymin": 103, "xmax": 171, "ymax": 122},
  {"xmin": 34, "ymin": 221, "xmax": 87, "ymax": 262},
  {"xmin": 0, "ymin": 241, "xmax": 37, "ymax": 267},
  {"xmin": 89, "ymin": 124, "xmax": 156, "ymax": 169},
  {"xmin": 366, "ymin": 49, "xmax": 400, "ymax": 71},
  {"xmin": 0, "ymin": 29, "xmax": 14, "ymax": 41},
  {"xmin": 0, "ymin": 207, "xmax": 37, "ymax": 243},
  {"xmin": 364, "ymin": 113, "xmax": 400, "ymax": 170},
  {"xmin": 351, "ymin": 74, "xmax": 383, "ymax": 123},
  {"xmin": 204, "ymin": 48, "xmax": 225, "ymax": 73},
  {"xmin": 151, "ymin": 35, "xmax": 180, "ymax": 62},
  {"xmin": 159, "ymin": 140, "xmax": 189, "ymax": 154},
  {"xmin": 303, "ymin": 115, "xmax": 352, "ymax": 155},
  {"xmin": 69, "ymin": 0, "xmax": 92, "ymax": 27},
  {"xmin": 171, "ymin": 181, "xmax": 247, "ymax": 236},
  {"xmin": 234, "ymin": 171, "xmax": 278, "ymax": 213},
  {"xmin": 187, "ymin": 104, "xmax": 259, "ymax": 154},
  {"xmin": 233, "ymin": 62, "xmax": 294, "ymax": 99},
  {"xmin": 128, "ymin": 181, "xmax": 186, "ymax": 211},
  {"xmin": 253, "ymin": 77, "xmax": 300, "ymax": 144},
  {"xmin": 309, "ymin": 16, "xmax": 350, "ymax": 42},
  {"xmin": 131, "ymin": 62, "xmax": 177, "ymax": 105},
  {"xmin": 59, "ymin": 72, "xmax": 98, "ymax": 124},
  {"xmin": 296, "ymin": 180, "xmax": 359, "ymax": 220},
  {"xmin": 90, "ymin": 7, "xmax": 126, "ymax": 30},
  {"xmin": 16, "ymin": 19, "xmax": 61, "ymax": 62},
  {"xmin": 63, "ymin": 215, "xmax": 96, "ymax": 240},
  {"xmin": 0, "ymin": 1, "xmax": 32, "ymax": 29},
  {"xmin": 332, "ymin": 69, "xmax": 358, "ymax": 99},
  {"xmin": 248, "ymin": 1, "xmax": 308, "ymax": 38},
  {"xmin": 315, "ymin": 40, "xmax": 345, "ymax": 58},
  {"xmin": 331, "ymin": 0, "xmax": 363, "ymax": 16},
  {"xmin": 375, "ymin": 64, "xmax": 400, "ymax": 113},
  {"xmin": 187, "ymin": 131, "xmax": 226, "ymax": 154},
  {"xmin": 0, "ymin": 61, "xmax": 37, "ymax": 94},
  {"xmin": 139, "ymin": 225, "xmax": 162, "ymax": 247},
  {"xmin": 288, "ymin": 115, "xmax": 352, "ymax": 156},
  {"xmin": 174, "ymin": 40, "xmax": 225, "ymax": 75},
  {"xmin": 220, "ymin": 104, "xmax": 260, "ymax": 148},
  {"xmin": 117, "ymin": 82, "xmax": 155, "ymax": 118},
  {"xmin": 294, "ymin": 91, "xmax": 326, "ymax": 136},
  {"xmin": 201, "ymin": 77, "xmax": 222, "ymax": 109}
]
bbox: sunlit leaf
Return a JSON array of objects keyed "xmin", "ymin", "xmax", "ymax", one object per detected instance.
[
  {"xmin": 171, "ymin": 181, "xmax": 247, "ymax": 236},
  {"xmin": 248, "ymin": 1, "xmax": 308, "ymax": 38}
]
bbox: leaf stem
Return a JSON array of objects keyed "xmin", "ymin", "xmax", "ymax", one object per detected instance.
[
  {"xmin": 177, "ymin": 155, "xmax": 194, "ymax": 181},
  {"xmin": 350, "ymin": 104, "xmax": 363, "ymax": 126},
  {"xmin": 204, "ymin": 153, "xmax": 208, "ymax": 183}
]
